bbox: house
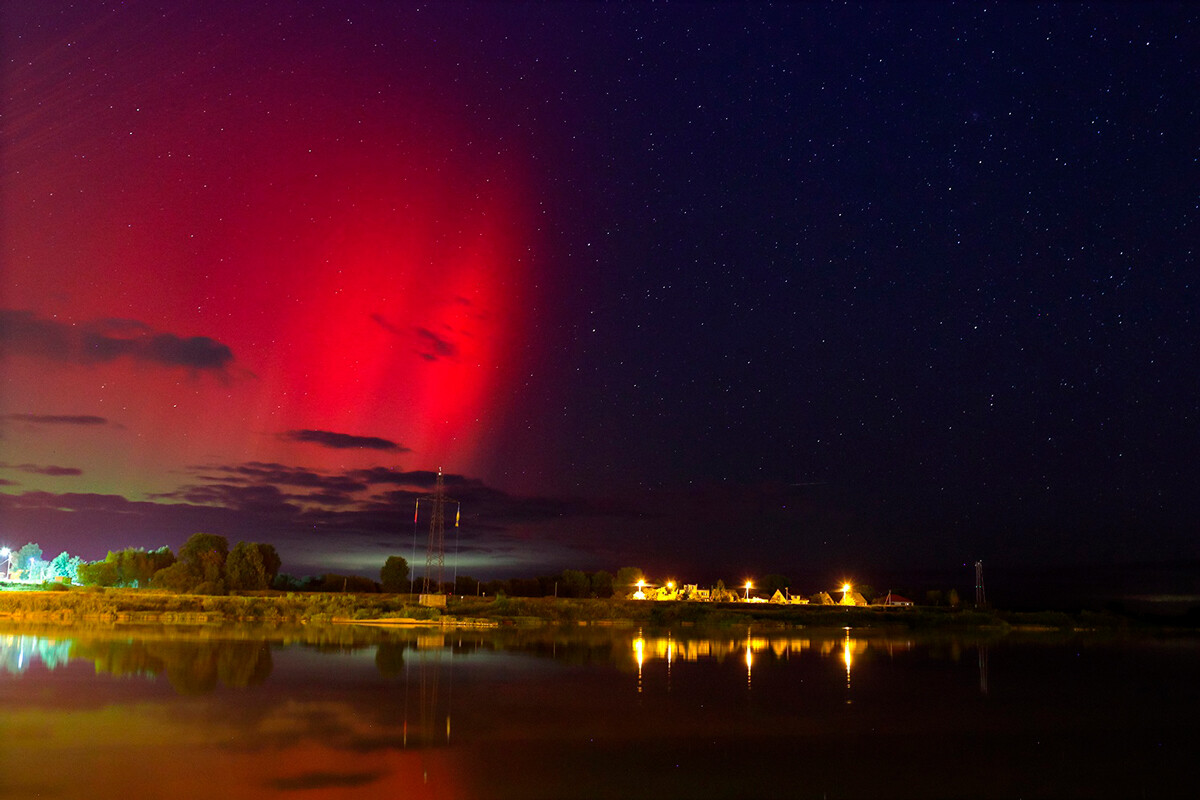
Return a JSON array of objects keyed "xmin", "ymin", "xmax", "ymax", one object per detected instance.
[
  {"xmin": 840, "ymin": 591, "xmax": 868, "ymax": 607},
  {"xmin": 877, "ymin": 591, "xmax": 914, "ymax": 607}
]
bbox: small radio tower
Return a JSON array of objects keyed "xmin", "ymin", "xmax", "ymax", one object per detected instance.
[
  {"xmin": 974, "ymin": 560, "xmax": 986, "ymax": 607},
  {"xmin": 414, "ymin": 468, "xmax": 459, "ymax": 606}
]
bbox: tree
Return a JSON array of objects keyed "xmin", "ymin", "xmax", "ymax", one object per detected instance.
[
  {"xmin": 256, "ymin": 543, "xmax": 281, "ymax": 587},
  {"xmin": 226, "ymin": 542, "xmax": 267, "ymax": 591},
  {"xmin": 151, "ymin": 562, "xmax": 198, "ymax": 593},
  {"xmin": 380, "ymin": 556, "xmax": 410, "ymax": 593},
  {"xmin": 48, "ymin": 552, "xmax": 83, "ymax": 583},
  {"xmin": 75, "ymin": 547, "xmax": 176, "ymax": 588},
  {"xmin": 179, "ymin": 533, "xmax": 228, "ymax": 584},
  {"xmin": 77, "ymin": 559, "xmax": 120, "ymax": 587},
  {"xmin": 12, "ymin": 543, "xmax": 42, "ymax": 579},
  {"xmin": 590, "ymin": 570, "xmax": 614, "ymax": 598},
  {"xmin": 560, "ymin": 569, "xmax": 590, "ymax": 598}
]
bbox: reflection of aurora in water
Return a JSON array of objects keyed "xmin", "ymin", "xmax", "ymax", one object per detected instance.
[
  {"xmin": 2, "ymin": 624, "xmax": 1197, "ymax": 798},
  {"xmin": 0, "ymin": 634, "xmax": 73, "ymax": 673}
]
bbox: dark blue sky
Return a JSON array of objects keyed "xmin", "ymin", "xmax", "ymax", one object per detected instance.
[{"xmin": 1, "ymin": 2, "xmax": 1197, "ymax": 587}]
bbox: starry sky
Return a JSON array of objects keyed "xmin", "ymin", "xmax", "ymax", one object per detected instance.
[{"xmin": 2, "ymin": 2, "xmax": 1197, "ymax": 590}]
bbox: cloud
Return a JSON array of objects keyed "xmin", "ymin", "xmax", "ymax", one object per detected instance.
[
  {"xmin": 281, "ymin": 429, "xmax": 407, "ymax": 452},
  {"xmin": 370, "ymin": 314, "xmax": 459, "ymax": 362},
  {"xmin": 414, "ymin": 327, "xmax": 458, "ymax": 361},
  {"xmin": 2, "ymin": 413, "xmax": 109, "ymax": 426},
  {"xmin": 369, "ymin": 313, "xmax": 404, "ymax": 337},
  {"xmin": 0, "ymin": 309, "xmax": 233, "ymax": 372},
  {"xmin": 0, "ymin": 462, "xmax": 83, "ymax": 477}
]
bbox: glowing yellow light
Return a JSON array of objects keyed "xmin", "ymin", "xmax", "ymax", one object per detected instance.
[
  {"xmin": 667, "ymin": 581, "xmax": 675, "ymax": 591},
  {"xmin": 842, "ymin": 583, "xmax": 852, "ymax": 595}
]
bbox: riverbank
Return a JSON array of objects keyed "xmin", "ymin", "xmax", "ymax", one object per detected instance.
[{"xmin": 2, "ymin": 585, "xmax": 1192, "ymax": 631}]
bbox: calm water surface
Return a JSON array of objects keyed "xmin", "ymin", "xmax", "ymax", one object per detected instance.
[{"xmin": 1, "ymin": 622, "xmax": 1196, "ymax": 799}]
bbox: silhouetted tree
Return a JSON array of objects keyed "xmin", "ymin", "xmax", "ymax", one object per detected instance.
[
  {"xmin": 226, "ymin": 541, "xmax": 268, "ymax": 591},
  {"xmin": 561, "ymin": 569, "xmax": 590, "ymax": 598},
  {"xmin": 316, "ymin": 573, "xmax": 379, "ymax": 592},
  {"xmin": 380, "ymin": 555, "xmax": 410, "ymax": 593},
  {"xmin": 590, "ymin": 570, "xmax": 614, "ymax": 598}
]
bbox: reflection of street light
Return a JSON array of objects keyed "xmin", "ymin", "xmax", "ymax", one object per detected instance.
[{"xmin": 744, "ymin": 580, "xmax": 752, "ymax": 601}]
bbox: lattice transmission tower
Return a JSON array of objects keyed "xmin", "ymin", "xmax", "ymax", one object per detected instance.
[{"xmin": 413, "ymin": 468, "xmax": 460, "ymax": 595}]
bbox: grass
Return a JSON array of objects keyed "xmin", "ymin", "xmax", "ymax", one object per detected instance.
[{"xmin": 0, "ymin": 585, "xmax": 1178, "ymax": 631}]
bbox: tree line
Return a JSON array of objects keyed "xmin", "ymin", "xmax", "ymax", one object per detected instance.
[
  {"xmin": 4, "ymin": 540, "xmax": 961, "ymax": 605},
  {"xmin": 4, "ymin": 534, "xmax": 281, "ymax": 594}
]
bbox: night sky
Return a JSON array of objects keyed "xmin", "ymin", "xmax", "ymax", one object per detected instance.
[{"xmin": 2, "ymin": 2, "xmax": 1197, "ymax": 591}]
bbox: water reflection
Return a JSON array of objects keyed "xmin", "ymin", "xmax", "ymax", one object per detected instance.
[
  {"xmin": 629, "ymin": 627, "xmax": 882, "ymax": 697},
  {"xmin": 2, "ymin": 622, "xmax": 1198, "ymax": 799},
  {"xmin": 1, "ymin": 633, "xmax": 73, "ymax": 672},
  {"xmin": 2, "ymin": 630, "xmax": 272, "ymax": 692}
]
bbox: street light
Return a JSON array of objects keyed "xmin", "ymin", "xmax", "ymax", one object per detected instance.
[
  {"xmin": 744, "ymin": 580, "xmax": 752, "ymax": 601},
  {"xmin": 0, "ymin": 547, "xmax": 10, "ymax": 581}
]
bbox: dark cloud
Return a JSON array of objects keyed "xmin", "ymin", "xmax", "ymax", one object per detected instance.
[
  {"xmin": 0, "ymin": 466, "xmax": 890, "ymax": 583},
  {"xmin": 347, "ymin": 467, "xmax": 482, "ymax": 490},
  {"xmin": 198, "ymin": 462, "xmax": 368, "ymax": 493},
  {"xmin": 1, "ymin": 461, "xmax": 83, "ymax": 477},
  {"xmin": 414, "ymin": 327, "xmax": 457, "ymax": 361},
  {"xmin": 2, "ymin": 413, "xmax": 109, "ymax": 426},
  {"xmin": 369, "ymin": 313, "xmax": 404, "ymax": 337},
  {"xmin": 151, "ymin": 482, "xmax": 301, "ymax": 515},
  {"xmin": 146, "ymin": 333, "xmax": 233, "ymax": 369},
  {"xmin": 0, "ymin": 309, "xmax": 234, "ymax": 372},
  {"xmin": 282, "ymin": 429, "xmax": 407, "ymax": 452},
  {"xmin": 3, "ymin": 463, "xmax": 84, "ymax": 477}
]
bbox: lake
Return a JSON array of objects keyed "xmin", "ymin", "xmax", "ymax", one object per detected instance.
[{"xmin": 1, "ymin": 621, "xmax": 1196, "ymax": 799}]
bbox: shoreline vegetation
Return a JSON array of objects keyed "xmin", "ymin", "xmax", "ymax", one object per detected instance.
[{"xmin": 1, "ymin": 586, "xmax": 1195, "ymax": 634}]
